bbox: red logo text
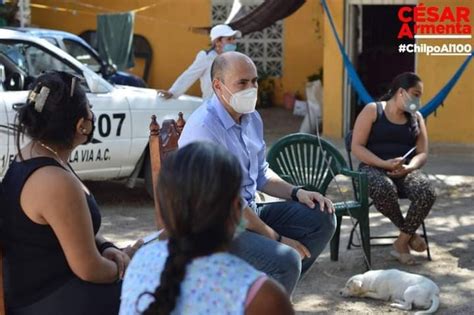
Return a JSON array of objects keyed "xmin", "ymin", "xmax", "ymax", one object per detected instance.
[{"xmin": 397, "ymin": 3, "xmax": 471, "ymax": 39}]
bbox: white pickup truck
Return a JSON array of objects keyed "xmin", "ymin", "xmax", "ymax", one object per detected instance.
[{"xmin": 0, "ymin": 29, "xmax": 202, "ymax": 195}]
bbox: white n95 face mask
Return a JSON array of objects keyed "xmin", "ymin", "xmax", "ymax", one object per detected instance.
[
  {"xmin": 402, "ymin": 90, "xmax": 421, "ymax": 114},
  {"xmin": 222, "ymin": 83, "xmax": 258, "ymax": 114}
]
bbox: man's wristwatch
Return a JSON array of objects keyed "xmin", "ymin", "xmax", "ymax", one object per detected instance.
[{"xmin": 291, "ymin": 186, "xmax": 304, "ymax": 202}]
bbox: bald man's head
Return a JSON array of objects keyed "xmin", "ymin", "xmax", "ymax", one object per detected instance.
[
  {"xmin": 211, "ymin": 51, "xmax": 255, "ymax": 83},
  {"xmin": 211, "ymin": 52, "xmax": 258, "ymax": 118}
]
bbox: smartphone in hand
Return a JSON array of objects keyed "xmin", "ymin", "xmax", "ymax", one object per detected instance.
[{"xmin": 402, "ymin": 147, "xmax": 417, "ymax": 160}]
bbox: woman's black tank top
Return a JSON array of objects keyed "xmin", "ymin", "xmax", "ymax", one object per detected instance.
[
  {"xmin": 1, "ymin": 157, "xmax": 101, "ymax": 308},
  {"xmin": 366, "ymin": 102, "xmax": 417, "ymax": 161}
]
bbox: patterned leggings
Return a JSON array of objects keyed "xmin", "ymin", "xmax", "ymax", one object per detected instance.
[{"xmin": 359, "ymin": 165, "xmax": 436, "ymax": 235}]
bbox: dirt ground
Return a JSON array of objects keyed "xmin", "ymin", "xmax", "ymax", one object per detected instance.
[{"xmin": 93, "ymin": 107, "xmax": 474, "ymax": 315}]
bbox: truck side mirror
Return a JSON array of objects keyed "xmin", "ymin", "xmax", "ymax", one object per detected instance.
[
  {"xmin": 5, "ymin": 72, "xmax": 25, "ymax": 91},
  {"xmin": 101, "ymin": 63, "xmax": 117, "ymax": 77}
]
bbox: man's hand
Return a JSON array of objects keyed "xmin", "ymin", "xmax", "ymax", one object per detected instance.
[
  {"xmin": 157, "ymin": 89, "xmax": 173, "ymax": 99},
  {"xmin": 296, "ymin": 189, "xmax": 335, "ymax": 213},
  {"xmin": 281, "ymin": 236, "xmax": 311, "ymax": 259}
]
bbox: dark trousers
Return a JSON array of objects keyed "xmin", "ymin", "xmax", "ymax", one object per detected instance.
[
  {"xmin": 230, "ymin": 201, "xmax": 336, "ymax": 296},
  {"xmin": 8, "ymin": 277, "xmax": 121, "ymax": 315}
]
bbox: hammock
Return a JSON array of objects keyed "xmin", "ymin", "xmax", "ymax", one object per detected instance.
[{"xmin": 320, "ymin": 0, "xmax": 473, "ymax": 118}]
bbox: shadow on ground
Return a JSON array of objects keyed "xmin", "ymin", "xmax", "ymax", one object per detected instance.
[{"xmin": 93, "ymin": 107, "xmax": 473, "ymax": 315}]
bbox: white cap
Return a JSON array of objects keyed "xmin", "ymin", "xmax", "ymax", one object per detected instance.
[{"xmin": 210, "ymin": 24, "xmax": 242, "ymax": 42}]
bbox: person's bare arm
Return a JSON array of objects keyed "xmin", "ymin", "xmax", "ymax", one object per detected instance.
[
  {"xmin": 21, "ymin": 167, "xmax": 119, "ymax": 283},
  {"xmin": 259, "ymin": 168, "xmax": 293, "ymax": 199},
  {"xmin": 166, "ymin": 51, "xmax": 209, "ymax": 98},
  {"xmin": 352, "ymin": 103, "xmax": 403, "ymax": 171},
  {"xmin": 246, "ymin": 279, "xmax": 294, "ymax": 315},
  {"xmin": 408, "ymin": 112, "xmax": 428, "ymax": 169}
]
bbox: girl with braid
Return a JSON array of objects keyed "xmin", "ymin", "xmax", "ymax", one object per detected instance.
[
  {"xmin": 119, "ymin": 142, "xmax": 293, "ymax": 315},
  {"xmin": 352, "ymin": 72, "xmax": 436, "ymax": 265}
]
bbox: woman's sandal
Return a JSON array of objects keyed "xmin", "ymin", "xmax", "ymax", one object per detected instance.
[
  {"xmin": 390, "ymin": 248, "xmax": 417, "ymax": 265},
  {"xmin": 409, "ymin": 234, "xmax": 428, "ymax": 252}
]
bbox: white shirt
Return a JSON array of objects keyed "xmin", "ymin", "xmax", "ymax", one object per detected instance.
[{"xmin": 169, "ymin": 49, "xmax": 217, "ymax": 100}]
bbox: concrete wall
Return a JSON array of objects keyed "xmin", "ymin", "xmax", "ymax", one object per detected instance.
[
  {"xmin": 31, "ymin": 0, "xmax": 473, "ymax": 143},
  {"xmin": 279, "ymin": 0, "xmax": 324, "ymax": 104},
  {"xmin": 322, "ymin": 0, "xmax": 344, "ymax": 139},
  {"xmin": 416, "ymin": 0, "xmax": 474, "ymax": 143},
  {"xmin": 31, "ymin": 0, "xmax": 324, "ymax": 107}
]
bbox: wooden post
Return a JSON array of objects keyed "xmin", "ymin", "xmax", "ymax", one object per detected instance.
[
  {"xmin": 149, "ymin": 115, "xmax": 163, "ymax": 229},
  {"xmin": 148, "ymin": 113, "xmax": 186, "ymax": 231}
]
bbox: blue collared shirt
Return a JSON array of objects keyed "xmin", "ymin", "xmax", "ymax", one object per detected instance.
[{"xmin": 179, "ymin": 95, "xmax": 270, "ymax": 205}]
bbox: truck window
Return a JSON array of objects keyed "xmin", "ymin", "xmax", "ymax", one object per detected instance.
[
  {"xmin": 0, "ymin": 41, "xmax": 89, "ymax": 91},
  {"xmin": 63, "ymin": 39, "xmax": 101, "ymax": 73}
]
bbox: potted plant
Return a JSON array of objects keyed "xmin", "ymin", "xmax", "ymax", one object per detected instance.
[{"xmin": 257, "ymin": 70, "xmax": 275, "ymax": 108}]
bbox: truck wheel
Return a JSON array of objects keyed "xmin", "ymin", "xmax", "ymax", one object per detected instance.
[{"xmin": 144, "ymin": 156, "xmax": 154, "ymax": 199}]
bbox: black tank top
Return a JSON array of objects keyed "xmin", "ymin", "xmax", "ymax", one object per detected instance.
[
  {"xmin": 366, "ymin": 102, "xmax": 417, "ymax": 161},
  {"xmin": 1, "ymin": 157, "xmax": 101, "ymax": 308}
]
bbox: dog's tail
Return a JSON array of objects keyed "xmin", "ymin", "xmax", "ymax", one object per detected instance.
[{"xmin": 414, "ymin": 295, "xmax": 439, "ymax": 315}]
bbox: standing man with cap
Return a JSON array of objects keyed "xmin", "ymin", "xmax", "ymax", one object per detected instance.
[{"xmin": 157, "ymin": 24, "xmax": 241, "ymax": 101}]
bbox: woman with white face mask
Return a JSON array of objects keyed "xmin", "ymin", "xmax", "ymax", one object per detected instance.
[
  {"xmin": 157, "ymin": 24, "xmax": 241, "ymax": 101},
  {"xmin": 352, "ymin": 72, "xmax": 436, "ymax": 265}
]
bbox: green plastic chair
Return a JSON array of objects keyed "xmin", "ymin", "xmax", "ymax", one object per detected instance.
[{"xmin": 267, "ymin": 133, "xmax": 371, "ymax": 267}]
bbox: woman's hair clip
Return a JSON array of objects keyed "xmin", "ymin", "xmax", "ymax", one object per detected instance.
[
  {"xmin": 27, "ymin": 86, "xmax": 51, "ymax": 113},
  {"xmin": 27, "ymin": 90, "xmax": 37, "ymax": 103}
]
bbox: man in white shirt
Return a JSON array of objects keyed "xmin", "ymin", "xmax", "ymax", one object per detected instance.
[{"xmin": 157, "ymin": 24, "xmax": 241, "ymax": 100}]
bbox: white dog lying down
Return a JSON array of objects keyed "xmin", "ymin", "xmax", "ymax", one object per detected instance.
[{"xmin": 340, "ymin": 269, "xmax": 440, "ymax": 314}]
